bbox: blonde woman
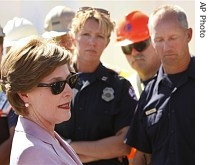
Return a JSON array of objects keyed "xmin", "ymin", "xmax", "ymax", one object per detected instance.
[{"xmin": 55, "ymin": 7, "xmax": 138, "ymax": 165}]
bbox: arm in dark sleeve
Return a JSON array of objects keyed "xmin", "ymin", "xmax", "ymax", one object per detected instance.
[
  {"xmin": 125, "ymin": 91, "xmax": 152, "ymax": 154},
  {"xmin": 0, "ymin": 110, "xmax": 18, "ymax": 164}
]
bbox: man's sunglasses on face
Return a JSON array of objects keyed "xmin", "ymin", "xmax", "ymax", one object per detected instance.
[{"xmin": 121, "ymin": 38, "xmax": 150, "ymax": 55}]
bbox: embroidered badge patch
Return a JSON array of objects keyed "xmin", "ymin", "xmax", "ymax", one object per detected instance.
[
  {"xmin": 129, "ymin": 87, "xmax": 138, "ymax": 101},
  {"xmin": 101, "ymin": 87, "xmax": 114, "ymax": 102}
]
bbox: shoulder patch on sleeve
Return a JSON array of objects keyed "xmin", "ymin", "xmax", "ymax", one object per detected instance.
[{"xmin": 128, "ymin": 86, "xmax": 138, "ymax": 101}]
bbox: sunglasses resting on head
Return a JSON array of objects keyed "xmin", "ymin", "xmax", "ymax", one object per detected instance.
[
  {"xmin": 121, "ymin": 38, "xmax": 150, "ymax": 55},
  {"xmin": 37, "ymin": 72, "xmax": 80, "ymax": 95},
  {"xmin": 78, "ymin": 6, "xmax": 110, "ymax": 17}
]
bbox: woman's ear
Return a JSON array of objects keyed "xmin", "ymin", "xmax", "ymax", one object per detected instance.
[{"xmin": 18, "ymin": 92, "xmax": 29, "ymax": 103}]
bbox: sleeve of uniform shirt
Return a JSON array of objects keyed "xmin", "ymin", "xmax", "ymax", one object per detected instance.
[
  {"xmin": 125, "ymin": 90, "xmax": 152, "ymax": 154},
  {"xmin": 7, "ymin": 109, "xmax": 18, "ymax": 128},
  {"xmin": 114, "ymin": 79, "xmax": 138, "ymax": 133}
]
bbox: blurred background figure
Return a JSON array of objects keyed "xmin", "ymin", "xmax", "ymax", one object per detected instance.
[
  {"xmin": 3, "ymin": 17, "xmax": 38, "ymax": 53},
  {"xmin": 0, "ymin": 25, "xmax": 4, "ymax": 57},
  {"xmin": 42, "ymin": 5, "xmax": 75, "ymax": 52},
  {"xmin": 0, "ymin": 24, "xmax": 18, "ymax": 165},
  {"xmin": 116, "ymin": 11, "xmax": 160, "ymax": 99}
]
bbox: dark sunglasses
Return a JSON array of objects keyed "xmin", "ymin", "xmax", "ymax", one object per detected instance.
[
  {"xmin": 78, "ymin": 6, "xmax": 110, "ymax": 17},
  {"xmin": 37, "ymin": 72, "xmax": 80, "ymax": 95},
  {"xmin": 121, "ymin": 38, "xmax": 150, "ymax": 55}
]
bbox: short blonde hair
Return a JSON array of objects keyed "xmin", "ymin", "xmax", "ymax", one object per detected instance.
[
  {"xmin": 71, "ymin": 7, "xmax": 115, "ymax": 38},
  {"xmin": 0, "ymin": 36, "xmax": 72, "ymax": 116}
]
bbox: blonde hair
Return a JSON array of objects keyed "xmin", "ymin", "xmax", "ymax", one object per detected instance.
[
  {"xmin": 71, "ymin": 8, "xmax": 115, "ymax": 38},
  {"xmin": 0, "ymin": 36, "xmax": 72, "ymax": 115}
]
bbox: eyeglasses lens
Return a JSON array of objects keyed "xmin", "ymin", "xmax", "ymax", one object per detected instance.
[
  {"xmin": 67, "ymin": 73, "xmax": 79, "ymax": 88},
  {"xmin": 51, "ymin": 81, "xmax": 66, "ymax": 95},
  {"xmin": 37, "ymin": 72, "xmax": 79, "ymax": 95}
]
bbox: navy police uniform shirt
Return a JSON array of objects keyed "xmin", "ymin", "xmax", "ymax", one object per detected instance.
[
  {"xmin": 55, "ymin": 63, "xmax": 138, "ymax": 165},
  {"xmin": 126, "ymin": 57, "xmax": 195, "ymax": 165}
]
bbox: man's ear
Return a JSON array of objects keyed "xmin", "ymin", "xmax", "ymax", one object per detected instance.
[{"xmin": 186, "ymin": 28, "xmax": 193, "ymax": 43}]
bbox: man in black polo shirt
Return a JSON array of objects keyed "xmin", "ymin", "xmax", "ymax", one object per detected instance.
[{"xmin": 125, "ymin": 4, "xmax": 195, "ymax": 165}]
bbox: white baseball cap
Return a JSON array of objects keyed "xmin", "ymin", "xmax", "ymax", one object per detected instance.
[
  {"xmin": 3, "ymin": 17, "xmax": 38, "ymax": 47},
  {"xmin": 44, "ymin": 6, "xmax": 75, "ymax": 33},
  {"xmin": 42, "ymin": 31, "xmax": 66, "ymax": 39}
]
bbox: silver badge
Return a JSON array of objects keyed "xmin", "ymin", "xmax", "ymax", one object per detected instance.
[{"xmin": 101, "ymin": 87, "xmax": 114, "ymax": 102}]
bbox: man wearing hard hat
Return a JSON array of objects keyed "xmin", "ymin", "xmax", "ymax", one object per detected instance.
[
  {"xmin": 116, "ymin": 10, "xmax": 161, "ymax": 99},
  {"xmin": 115, "ymin": 10, "xmax": 161, "ymax": 165}
]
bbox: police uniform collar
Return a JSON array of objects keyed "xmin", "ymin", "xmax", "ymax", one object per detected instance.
[
  {"xmin": 72, "ymin": 62, "xmax": 114, "ymax": 83},
  {"xmin": 94, "ymin": 63, "xmax": 114, "ymax": 83},
  {"xmin": 157, "ymin": 56, "xmax": 195, "ymax": 88},
  {"xmin": 156, "ymin": 66, "xmax": 165, "ymax": 87},
  {"xmin": 142, "ymin": 73, "xmax": 158, "ymax": 87},
  {"xmin": 187, "ymin": 56, "xmax": 195, "ymax": 79},
  {"xmin": 173, "ymin": 56, "xmax": 195, "ymax": 87}
]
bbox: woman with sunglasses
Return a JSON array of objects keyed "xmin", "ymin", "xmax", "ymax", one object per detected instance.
[
  {"xmin": 0, "ymin": 36, "xmax": 82, "ymax": 165},
  {"xmin": 55, "ymin": 7, "xmax": 138, "ymax": 165}
]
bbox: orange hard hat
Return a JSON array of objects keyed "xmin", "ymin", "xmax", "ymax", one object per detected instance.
[{"xmin": 116, "ymin": 11, "xmax": 149, "ymax": 46}]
